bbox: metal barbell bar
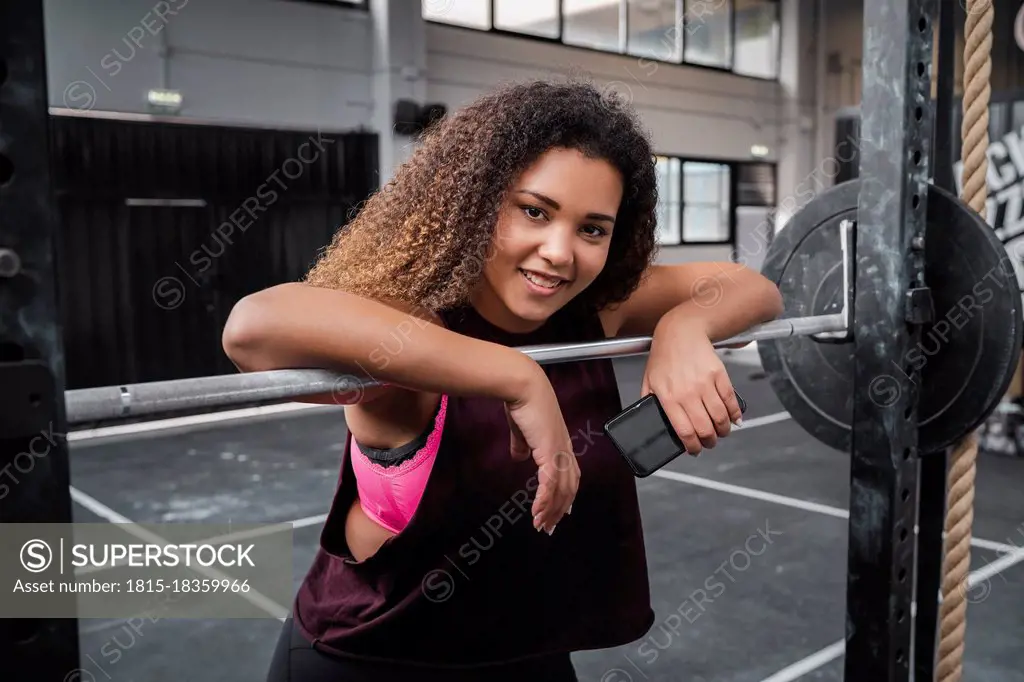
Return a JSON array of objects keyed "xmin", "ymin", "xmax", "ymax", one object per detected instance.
[
  {"xmin": 65, "ymin": 221, "xmax": 857, "ymax": 425},
  {"xmin": 63, "ymin": 313, "xmax": 847, "ymax": 424}
]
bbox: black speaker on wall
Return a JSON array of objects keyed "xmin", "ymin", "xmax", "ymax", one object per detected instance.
[
  {"xmin": 393, "ymin": 99, "xmax": 448, "ymax": 136},
  {"xmin": 834, "ymin": 108, "xmax": 860, "ymax": 184}
]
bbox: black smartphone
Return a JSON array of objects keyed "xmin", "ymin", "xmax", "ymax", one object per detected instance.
[{"xmin": 603, "ymin": 391, "xmax": 747, "ymax": 478}]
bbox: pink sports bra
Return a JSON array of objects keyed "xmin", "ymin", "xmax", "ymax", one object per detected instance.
[{"xmin": 349, "ymin": 395, "xmax": 448, "ymax": 534}]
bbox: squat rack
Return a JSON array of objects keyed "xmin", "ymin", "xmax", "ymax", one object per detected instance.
[{"xmin": 0, "ymin": 0, "xmax": 988, "ymax": 679}]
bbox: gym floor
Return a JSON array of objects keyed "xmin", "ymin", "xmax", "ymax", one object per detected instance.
[{"xmin": 65, "ymin": 350, "xmax": 1024, "ymax": 682}]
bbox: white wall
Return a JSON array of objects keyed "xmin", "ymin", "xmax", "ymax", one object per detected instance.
[
  {"xmin": 43, "ymin": 0, "xmax": 821, "ymax": 266},
  {"xmin": 44, "ymin": 0, "xmax": 375, "ymax": 131},
  {"xmin": 425, "ymin": 0, "xmax": 819, "ymax": 262}
]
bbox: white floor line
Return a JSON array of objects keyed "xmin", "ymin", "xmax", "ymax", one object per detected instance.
[
  {"xmin": 77, "ymin": 512, "xmax": 329, "ymax": 577},
  {"xmin": 736, "ymin": 411, "xmax": 792, "ymax": 430},
  {"xmin": 757, "ymin": 544, "xmax": 1024, "ymax": 681},
  {"xmin": 68, "ymin": 402, "xmax": 339, "ymax": 443},
  {"xmin": 69, "ymin": 486, "xmax": 288, "ymax": 622},
  {"xmin": 66, "ymin": 402, "xmax": 789, "ymax": 446},
  {"xmin": 651, "ymin": 469, "xmax": 849, "ymax": 519},
  {"xmin": 758, "ymin": 640, "xmax": 847, "ymax": 682},
  {"xmin": 649, "ymin": 470, "xmax": 1018, "ymax": 554}
]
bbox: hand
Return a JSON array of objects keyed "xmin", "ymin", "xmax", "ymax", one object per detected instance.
[
  {"xmin": 641, "ymin": 312, "xmax": 743, "ymax": 455},
  {"xmin": 503, "ymin": 366, "xmax": 580, "ymax": 535}
]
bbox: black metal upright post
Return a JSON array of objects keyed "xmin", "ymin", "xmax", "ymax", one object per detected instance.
[
  {"xmin": 913, "ymin": 0, "xmax": 958, "ymax": 678},
  {"xmin": 845, "ymin": 0, "xmax": 935, "ymax": 680},
  {"xmin": 0, "ymin": 0, "xmax": 80, "ymax": 679}
]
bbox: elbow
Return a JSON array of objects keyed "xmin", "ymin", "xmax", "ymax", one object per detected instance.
[
  {"xmin": 734, "ymin": 265, "xmax": 784, "ymax": 322},
  {"xmin": 221, "ymin": 292, "xmax": 274, "ymax": 370},
  {"xmin": 761, "ymin": 278, "xmax": 784, "ymax": 321}
]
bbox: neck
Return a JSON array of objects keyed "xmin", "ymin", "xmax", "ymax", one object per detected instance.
[{"xmin": 468, "ymin": 284, "xmax": 548, "ymax": 335}]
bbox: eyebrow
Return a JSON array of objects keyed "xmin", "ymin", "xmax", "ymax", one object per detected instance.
[{"xmin": 515, "ymin": 190, "xmax": 616, "ymax": 224}]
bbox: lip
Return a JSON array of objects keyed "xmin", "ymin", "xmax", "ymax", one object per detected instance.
[
  {"xmin": 520, "ymin": 269, "xmax": 567, "ymax": 296},
  {"xmin": 520, "ymin": 268, "xmax": 569, "ymax": 283}
]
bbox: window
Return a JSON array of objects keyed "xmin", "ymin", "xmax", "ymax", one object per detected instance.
[
  {"xmin": 495, "ymin": 0, "xmax": 559, "ymax": 38},
  {"xmin": 423, "ymin": 0, "xmax": 489, "ymax": 29},
  {"xmin": 655, "ymin": 156, "xmax": 682, "ymax": 244},
  {"xmin": 422, "ymin": 0, "xmax": 778, "ymax": 80},
  {"xmin": 682, "ymin": 161, "xmax": 731, "ymax": 242},
  {"xmin": 655, "ymin": 157, "xmax": 775, "ymax": 245},
  {"xmin": 733, "ymin": 0, "xmax": 780, "ymax": 79},
  {"xmin": 627, "ymin": 0, "xmax": 681, "ymax": 62},
  {"xmin": 563, "ymin": 0, "xmax": 622, "ymax": 52},
  {"xmin": 684, "ymin": 0, "xmax": 732, "ymax": 68},
  {"xmin": 285, "ymin": 0, "xmax": 367, "ymax": 7}
]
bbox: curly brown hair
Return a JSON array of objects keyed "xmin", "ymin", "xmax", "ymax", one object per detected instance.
[{"xmin": 304, "ymin": 78, "xmax": 660, "ymax": 318}]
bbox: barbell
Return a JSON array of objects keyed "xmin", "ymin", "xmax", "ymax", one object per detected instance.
[{"xmin": 62, "ymin": 179, "xmax": 1024, "ymax": 456}]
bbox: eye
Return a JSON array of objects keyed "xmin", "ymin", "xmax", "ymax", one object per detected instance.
[
  {"xmin": 521, "ymin": 205, "xmax": 547, "ymax": 221},
  {"xmin": 581, "ymin": 224, "xmax": 608, "ymax": 238}
]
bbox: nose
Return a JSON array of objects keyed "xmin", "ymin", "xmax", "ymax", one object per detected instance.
[{"xmin": 536, "ymin": 225, "xmax": 574, "ymax": 269}]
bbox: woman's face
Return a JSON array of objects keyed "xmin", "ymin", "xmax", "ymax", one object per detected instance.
[{"xmin": 472, "ymin": 147, "xmax": 623, "ymax": 333}]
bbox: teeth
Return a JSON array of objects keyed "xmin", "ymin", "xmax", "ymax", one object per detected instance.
[{"xmin": 522, "ymin": 270, "xmax": 561, "ymax": 288}]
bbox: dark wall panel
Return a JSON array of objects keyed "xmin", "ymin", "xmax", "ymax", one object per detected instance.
[{"xmin": 49, "ymin": 114, "xmax": 378, "ymax": 392}]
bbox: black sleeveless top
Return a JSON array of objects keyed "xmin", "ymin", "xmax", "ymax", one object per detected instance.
[{"xmin": 293, "ymin": 302, "xmax": 655, "ymax": 667}]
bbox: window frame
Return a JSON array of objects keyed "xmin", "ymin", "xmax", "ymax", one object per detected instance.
[
  {"xmin": 285, "ymin": 0, "xmax": 368, "ymax": 9},
  {"xmin": 422, "ymin": 0, "xmax": 781, "ymax": 82},
  {"xmin": 654, "ymin": 154, "xmax": 777, "ymax": 247}
]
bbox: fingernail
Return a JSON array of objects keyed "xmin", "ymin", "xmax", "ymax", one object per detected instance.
[
  {"xmin": 546, "ymin": 525, "xmax": 556, "ymax": 536},
  {"xmin": 567, "ymin": 504, "xmax": 573, "ymax": 515},
  {"xmin": 735, "ymin": 418, "xmax": 744, "ymax": 427}
]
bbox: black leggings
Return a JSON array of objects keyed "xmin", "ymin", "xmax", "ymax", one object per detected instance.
[{"xmin": 267, "ymin": 617, "xmax": 579, "ymax": 682}]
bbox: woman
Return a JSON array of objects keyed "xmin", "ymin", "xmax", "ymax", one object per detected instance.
[{"xmin": 222, "ymin": 78, "xmax": 783, "ymax": 682}]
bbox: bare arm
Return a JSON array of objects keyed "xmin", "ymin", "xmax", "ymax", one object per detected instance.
[{"xmin": 221, "ymin": 282, "xmax": 538, "ymax": 405}]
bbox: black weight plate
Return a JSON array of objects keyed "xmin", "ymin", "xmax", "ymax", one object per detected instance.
[{"xmin": 758, "ymin": 179, "xmax": 1024, "ymax": 454}]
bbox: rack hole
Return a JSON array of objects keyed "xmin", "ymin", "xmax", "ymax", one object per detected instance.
[
  {"xmin": 897, "ymin": 608, "xmax": 906, "ymax": 622},
  {"xmin": 0, "ymin": 60, "xmax": 7, "ymax": 87},
  {"xmin": 919, "ymin": 15, "xmax": 928, "ymax": 32},
  {"xmin": 900, "ymin": 527, "xmax": 909, "ymax": 542},
  {"xmin": 903, "ymin": 447, "xmax": 912, "ymax": 460},
  {"xmin": 898, "ymin": 567, "xmax": 907, "ymax": 582},
  {"xmin": 901, "ymin": 488, "xmax": 910, "ymax": 501},
  {"xmin": 905, "ymin": 403, "xmax": 913, "ymax": 419},
  {"xmin": 917, "ymin": 61, "xmax": 926, "ymax": 77},
  {"xmin": 912, "ymin": 194, "xmax": 920, "ymax": 209},
  {"xmin": 897, "ymin": 649, "xmax": 906, "ymax": 664},
  {"xmin": 0, "ymin": 153, "xmax": 13, "ymax": 186},
  {"xmin": 915, "ymin": 106, "xmax": 923, "ymax": 121},
  {"xmin": 913, "ymin": 149, "xmax": 922, "ymax": 165}
]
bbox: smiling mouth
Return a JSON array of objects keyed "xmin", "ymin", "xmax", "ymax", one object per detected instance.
[{"xmin": 520, "ymin": 269, "xmax": 568, "ymax": 289}]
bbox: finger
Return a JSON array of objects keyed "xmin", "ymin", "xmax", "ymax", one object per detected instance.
[
  {"xmin": 661, "ymin": 398, "xmax": 702, "ymax": 455},
  {"xmin": 715, "ymin": 372, "xmax": 744, "ymax": 425},
  {"xmin": 554, "ymin": 450, "xmax": 579, "ymax": 525},
  {"xmin": 532, "ymin": 467, "xmax": 554, "ymax": 530},
  {"xmin": 532, "ymin": 486, "xmax": 550, "ymax": 530},
  {"xmin": 534, "ymin": 459, "xmax": 563, "ymax": 532},
  {"xmin": 683, "ymin": 392, "xmax": 718, "ymax": 449},
  {"xmin": 548, "ymin": 451, "xmax": 577, "ymax": 532},
  {"xmin": 702, "ymin": 388, "xmax": 732, "ymax": 438},
  {"xmin": 533, "ymin": 451, "xmax": 576, "ymax": 534}
]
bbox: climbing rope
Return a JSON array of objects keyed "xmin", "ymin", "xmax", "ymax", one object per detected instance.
[{"xmin": 938, "ymin": 2, "xmax": 993, "ymax": 680}]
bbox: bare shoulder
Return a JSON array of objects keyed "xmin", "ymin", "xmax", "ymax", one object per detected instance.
[{"xmin": 376, "ymin": 297, "xmax": 446, "ymax": 330}]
